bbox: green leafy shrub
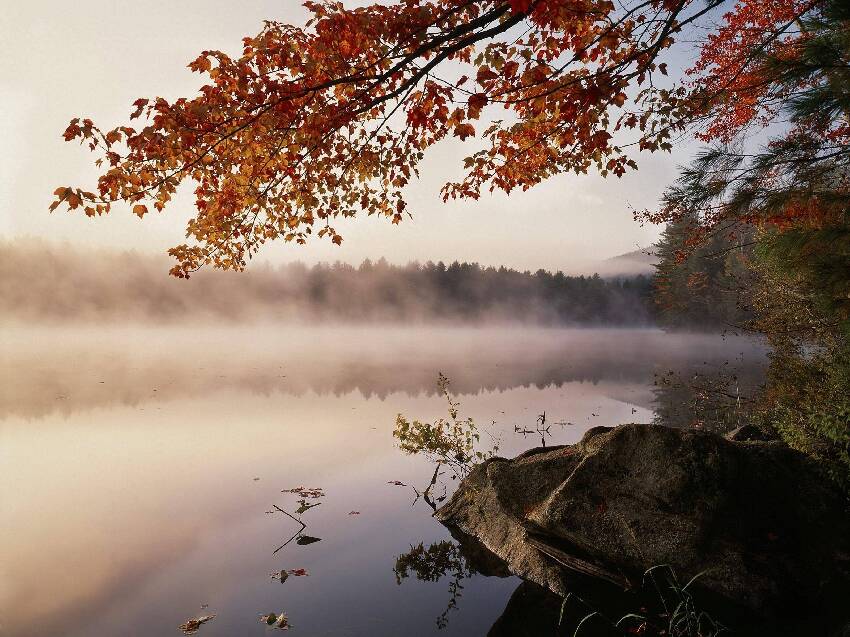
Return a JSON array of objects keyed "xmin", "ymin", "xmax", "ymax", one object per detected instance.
[{"xmin": 393, "ymin": 373, "xmax": 498, "ymax": 479}]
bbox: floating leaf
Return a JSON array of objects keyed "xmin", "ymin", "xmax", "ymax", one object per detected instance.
[
  {"xmin": 260, "ymin": 612, "xmax": 290, "ymax": 629},
  {"xmin": 296, "ymin": 535, "xmax": 321, "ymax": 546},
  {"xmin": 295, "ymin": 500, "xmax": 320, "ymax": 514},
  {"xmin": 282, "ymin": 487, "xmax": 324, "ymax": 499},
  {"xmin": 270, "ymin": 569, "xmax": 289, "ymax": 582},
  {"xmin": 179, "ymin": 614, "xmax": 215, "ymax": 634}
]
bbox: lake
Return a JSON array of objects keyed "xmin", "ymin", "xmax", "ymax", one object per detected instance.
[{"xmin": 0, "ymin": 326, "xmax": 765, "ymax": 636}]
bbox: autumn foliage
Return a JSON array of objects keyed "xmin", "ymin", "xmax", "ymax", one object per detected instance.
[
  {"xmin": 52, "ymin": 0, "xmax": 720, "ymax": 276},
  {"xmin": 650, "ymin": 0, "xmax": 848, "ymax": 235},
  {"xmin": 52, "ymin": 0, "xmax": 839, "ymax": 276}
]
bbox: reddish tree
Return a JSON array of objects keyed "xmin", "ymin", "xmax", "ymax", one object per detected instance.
[{"xmin": 52, "ymin": 0, "xmax": 829, "ymax": 276}]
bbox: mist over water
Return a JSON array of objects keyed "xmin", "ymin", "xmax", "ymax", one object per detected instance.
[
  {"xmin": 0, "ymin": 325, "xmax": 765, "ymax": 637},
  {"xmin": 1, "ymin": 326, "xmax": 764, "ymax": 420},
  {"xmin": 0, "ymin": 230, "xmax": 760, "ymax": 637}
]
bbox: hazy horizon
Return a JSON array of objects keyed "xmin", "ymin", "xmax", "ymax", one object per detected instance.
[{"xmin": 0, "ymin": 238, "xmax": 656, "ymax": 325}]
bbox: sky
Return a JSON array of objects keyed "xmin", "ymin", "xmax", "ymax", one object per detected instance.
[{"xmin": 0, "ymin": 1, "xmax": 699, "ymax": 274}]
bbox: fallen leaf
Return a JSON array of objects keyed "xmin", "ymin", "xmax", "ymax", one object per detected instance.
[
  {"xmin": 282, "ymin": 486, "xmax": 324, "ymax": 499},
  {"xmin": 179, "ymin": 614, "xmax": 215, "ymax": 634},
  {"xmin": 260, "ymin": 612, "xmax": 290, "ymax": 629}
]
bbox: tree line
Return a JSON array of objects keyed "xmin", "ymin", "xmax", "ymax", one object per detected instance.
[{"xmin": 0, "ymin": 241, "xmax": 652, "ymax": 324}]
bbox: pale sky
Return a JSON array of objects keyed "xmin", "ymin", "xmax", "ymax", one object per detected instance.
[{"xmin": 0, "ymin": 1, "xmax": 697, "ymax": 273}]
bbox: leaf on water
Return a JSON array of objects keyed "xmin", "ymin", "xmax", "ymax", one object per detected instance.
[
  {"xmin": 348, "ymin": 511, "xmax": 360, "ymax": 515},
  {"xmin": 179, "ymin": 614, "xmax": 215, "ymax": 634},
  {"xmin": 281, "ymin": 486, "xmax": 324, "ymax": 499},
  {"xmin": 270, "ymin": 568, "xmax": 308, "ymax": 582},
  {"xmin": 270, "ymin": 570, "xmax": 289, "ymax": 582},
  {"xmin": 387, "ymin": 480, "xmax": 407, "ymax": 487},
  {"xmin": 260, "ymin": 612, "xmax": 290, "ymax": 629},
  {"xmin": 295, "ymin": 500, "xmax": 320, "ymax": 514},
  {"xmin": 296, "ymin": 535, "xmax": 321, "ymax": 546}
]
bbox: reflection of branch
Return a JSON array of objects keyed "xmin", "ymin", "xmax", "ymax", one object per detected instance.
[
  {"xmin": 410, "ymin": 465, "xmax": 446, "ymax": 511},
  {"xmin": 272, "ymin": 504, "xmax": 307, "ymax": 554},
  {"xmin": 394, "ymin": 540, "xmax": 472, "ymax": 630},
  {"xmin": 513, "ymin": 410, "xmax": 553, "ymax": 447},
  {"xmin": 422, "ymin": 465, "xmax": 441, "ymax": 510}
]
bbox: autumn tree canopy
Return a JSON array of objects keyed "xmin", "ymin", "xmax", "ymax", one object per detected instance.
[
  {"xmin": 657, "ymin": 0, "xmax": 850, "ymax": 316},
  {"xmin": 53, "ymin": 0, "xmax": 833, "ymax": 277}
]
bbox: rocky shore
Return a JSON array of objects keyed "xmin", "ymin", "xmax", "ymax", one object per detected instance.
[{"xmin": 436, "ymin": 424, "xmax": 850, "ymax": 634}]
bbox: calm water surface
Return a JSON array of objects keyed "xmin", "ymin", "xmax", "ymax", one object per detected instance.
[{"xmin": 0, "ymin": 327, "xmax": 765, "ymax": 637}]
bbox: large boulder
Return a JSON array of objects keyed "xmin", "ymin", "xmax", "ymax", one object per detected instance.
[{"xmin": 436, "ymin": 424, "xmax": 850, "ymax": 632}]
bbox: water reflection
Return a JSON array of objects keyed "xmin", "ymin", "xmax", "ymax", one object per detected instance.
[
  {"xmin": 0, "ymin": 327, "xmax": 764, "ymax": 420},
  {"xmin": 399, "ymin": 530, "xmax": 734, "ymax": 637},
  {"xmin": 0, "ymin": 327, "xmax": 765, "ymax": 637},
  {"xmin": 394, "ymin": 540, "xmax": 476, "ymax": 629}
]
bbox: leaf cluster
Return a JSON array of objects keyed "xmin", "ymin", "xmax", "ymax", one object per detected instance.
[{"xmin": 393, "ymin": 373, "xmax": 498, "ymax": 479}]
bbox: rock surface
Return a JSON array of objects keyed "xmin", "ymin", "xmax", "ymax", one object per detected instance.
[{"xmin": 436, "ymin": 423, "xmax": 850, "ymax": 628}]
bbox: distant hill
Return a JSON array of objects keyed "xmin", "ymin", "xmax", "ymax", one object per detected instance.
[
  {"xmin": 574, "ymin": 247, "xmax": 657, "ymax": 278},
  {"xmin": 601, "ymin": 247, "xmax": 658, "ymax": 276}
]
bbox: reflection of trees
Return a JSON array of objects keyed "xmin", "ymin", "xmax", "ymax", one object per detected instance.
[
  {"xmin": 652, "ymin": 357, "xmax": 765, "ymax": 433},
  {"xmin": 2, "ymin": 329, "xmax": 765, "ymax": 420}
]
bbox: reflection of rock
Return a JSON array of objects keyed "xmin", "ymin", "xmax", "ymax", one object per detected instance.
[
  {"xmin": 486, "ymin": 581, "xmax": 564, "ymax": 637},
  {"xmin": 446, "ymin": 524, "xmax": 511, "ymax": 578},
  {"xmin": 436, "ymin": 424, "xmax": 850, "ymax": 632}
]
